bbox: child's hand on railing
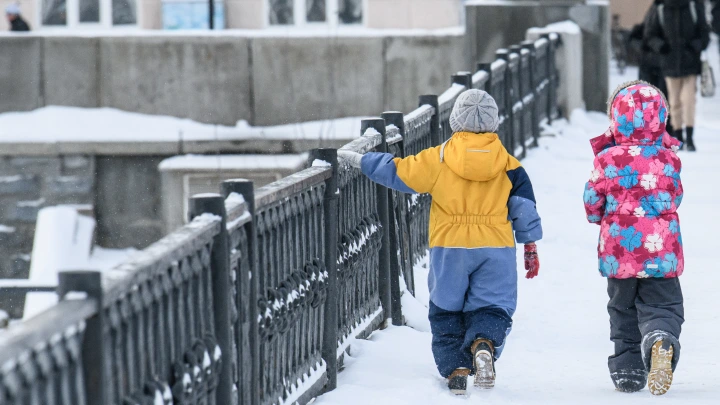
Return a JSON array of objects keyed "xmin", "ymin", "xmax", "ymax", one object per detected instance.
[
  {"xmin": 337, "ymin": 150, "xmax": 363, "ymax": 169},
  {"xmin": 524, "ymin": 243, "xmax": 539, "ymax": 279}
]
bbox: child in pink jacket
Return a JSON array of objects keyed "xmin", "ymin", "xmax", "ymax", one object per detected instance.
[{"xmin": 584, "ymin": 81, "xmax": 684, "ymax": 396}]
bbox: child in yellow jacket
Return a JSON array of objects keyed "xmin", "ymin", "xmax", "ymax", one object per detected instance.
[{"xmin": 339, "ymin": 89, "xmax": 543, "ymax": 394}]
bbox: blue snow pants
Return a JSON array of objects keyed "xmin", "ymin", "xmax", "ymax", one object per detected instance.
[{"xmin": 428, "ymin": 247, "xmax": 517, "ymax": 378}]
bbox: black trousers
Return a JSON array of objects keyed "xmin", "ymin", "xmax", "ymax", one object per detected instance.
[{"xmin": 607, "ymin": 278, "xmax": 684, "ymax": 373}]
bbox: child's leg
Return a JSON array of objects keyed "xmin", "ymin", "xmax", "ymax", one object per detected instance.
[
  {"xmin": 429, "ymin": 302, "xmax": 473, "ymax": 377},
  {"xmin": 427, "ymin": 248, "xmax": 473, "ymax": 378},
  {"xmin": 462, "ymin": 248, "xmax": 517, "ymax": 358},
  {"xmin": 607, "ymin": 279, "xmax": 644, "ymax": 374},
  {"xmin": 637, "ymin": 278, "xmax": 684, "ymax": 371}
]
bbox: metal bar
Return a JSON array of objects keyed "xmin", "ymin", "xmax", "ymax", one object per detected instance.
[
  {"xmin": 222, "ymin": 180, "xmax": 260, "ymax": 405},
  {"xmin": 189, "ymin": 194, "xmax": 234, "ymax": 405},
  {"xmin": 418, "ymin": 95, "xmax": 441, "ymax": 146},
  {"xmin": 361, "ymin": 118, "xmax": 392, "ymax": 327},
  {"xmin": 451, "ymin": 72, "xmax": 473, "ymax": 90},
  {"xmin": 310, "ymin": 148, "xmax": 340, "ymax": 392}
]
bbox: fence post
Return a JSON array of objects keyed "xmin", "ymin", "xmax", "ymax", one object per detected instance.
[
  {"xmin": 188, "ymin": 194, "xmax": 233, "ymax": 405},
  {"xmin": 418, "ymin": 95, "xmax": 441, "ymax": 145},
  {"xmin": 478, "ymin": 63, "xmax": 493, "ymax": 93},
  {"xmin": 220, "ymin": 180, "xmax": 259, "ymax": 405},
  {"xmin": 451, "ymin": 71, "xmax": 473, "ymax": 89},
  {"xmin": 57, "ymin": 270, "xmax": 106, "ymax": 405},
  {"xmin": 308, "ymin": 148, "xmax": 340, "ymax": 391},
  {"xmin": 542, "ymin": 33, "xmax": 556, "ymax": 124},
  {"xmin": 496, "ymin": 48, "xmax": 516, "ymax": 155},
  {"xmin": 361, "ymin": 118, "xmax": 393, "ymax": 327},
  {"xmin": 381, "ymin": 111, "xmax": 406, "ymax": 326},
  {"xmin": 522, "ymin": 40, "xmax": 540, "ymax": 147}
]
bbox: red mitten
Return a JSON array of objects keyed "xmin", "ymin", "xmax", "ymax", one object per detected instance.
[{"xmin": 524, "ymin": 243, "xmax": 539, "ymax": 279}]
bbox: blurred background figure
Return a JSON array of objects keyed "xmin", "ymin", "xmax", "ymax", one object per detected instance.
[
  {"xmin": 645, "ymin": 0, "xmax": 710, "ymax": 152},
  {"xmin": 5, "ymin": 3, "xmax": 30, "ymax": 31},
  {"xmin": 628, "ymin": 3, "xmax": 674, "ymax": 133}
]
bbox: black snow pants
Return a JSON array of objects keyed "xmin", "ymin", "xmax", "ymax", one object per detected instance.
[{"xmin": 607, "ymin": 278, "xmax": 684, "ymax": 374}]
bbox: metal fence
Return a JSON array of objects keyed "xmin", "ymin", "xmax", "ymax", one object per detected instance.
[{"xmin": 0, "ymin": 33, "xmax": 560, "ymax": 405}]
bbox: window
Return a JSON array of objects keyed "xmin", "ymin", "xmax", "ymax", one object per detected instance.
[
  {"xmin": 268, "ymin": 0, "xmax": 363, "ymax": 27},
  {"xmin": 41, "ymin": 0, "xmax": 138, "ymax": 28}
]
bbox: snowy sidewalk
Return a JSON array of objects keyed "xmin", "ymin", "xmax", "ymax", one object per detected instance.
[{"xmin": 313, "ymin": 65, "xmax": 720, "ymax": 404}]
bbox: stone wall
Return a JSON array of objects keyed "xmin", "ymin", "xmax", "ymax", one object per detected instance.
[{"xmin": 0, "ymin": 33, "xmax": 468, "ymax": 126}]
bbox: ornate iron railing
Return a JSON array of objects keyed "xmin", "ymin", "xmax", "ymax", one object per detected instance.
[{"xmin": 0, "ymin": 33, "xmax": 561, "ymax": 405}]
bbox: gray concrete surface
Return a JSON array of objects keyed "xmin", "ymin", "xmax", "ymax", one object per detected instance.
[
  {"xmin": 43, "ymin": 37, "xmax": 100, "ymax": 108},
  {"xmin": 251, "ymin": 37, "xmax": 385, "ymax": 126},
  {"xmin": 0, "ymin": 37, "xmax": 43, "ymax": 113}
]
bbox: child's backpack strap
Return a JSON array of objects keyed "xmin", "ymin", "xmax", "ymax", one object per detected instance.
[{"xmin": 439, "ymin": 140, "xmax": 450, "ymax": 163}]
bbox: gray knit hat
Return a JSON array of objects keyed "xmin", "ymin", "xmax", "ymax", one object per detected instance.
[{"xmin": 449, "ymin": 89, "xmax": 500, "ymax": 134}]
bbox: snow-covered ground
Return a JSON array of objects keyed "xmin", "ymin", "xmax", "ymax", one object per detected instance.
[{"xmin": 314, "ymin": 48, "xmax": 720, "ymax": 403}]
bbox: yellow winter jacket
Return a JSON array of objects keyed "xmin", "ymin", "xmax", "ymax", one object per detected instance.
[{"xmin": 362, "ymin": 132, "xmax": 541, "ymax": 249}]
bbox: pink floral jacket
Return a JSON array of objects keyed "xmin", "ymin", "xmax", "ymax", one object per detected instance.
[{"xmin": 584, "ymin": 83, "xmax": 684, "ymax": 279}]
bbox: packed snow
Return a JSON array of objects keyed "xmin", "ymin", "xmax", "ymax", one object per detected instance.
[
  {"xmin": 159, "ymin": 154, "xmax": 309, "ymax": 171},
  {"xmin": 314, "ymin": 49, "xmax": 720, "ymax": 403},
  {"xmin": 0, "ymin": 106, "xmax": 366, "ymax": 143}
]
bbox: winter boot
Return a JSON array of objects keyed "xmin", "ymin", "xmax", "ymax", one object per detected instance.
[
  {"xmin": 471, "ymin": 339, "xmax": 496, "ymax": 389},
  {"xmin": 447, "ymin": 368, "xmax": 471, "ymax": 395},
  {"xmin": 648, "ymin": 340, "xmax": 674, "ymax": 396},
  {"xmin": 685, "ymin": 127, "xmax": 696, "ymax": 152},
  {"xmin": 610, "ymin": 370, "xmax": 647, "ymax": 393},
  {"xmin": 673, "ymin": 129, "xmax": 685, "ymax": 150}
]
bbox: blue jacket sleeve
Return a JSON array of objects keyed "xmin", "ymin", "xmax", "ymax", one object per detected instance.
[
  {"xmin": 360, "ymin": 152, "xmax": 417, "ymax": 194},
  {"xmin": 507, "ymin": 166, "xmax": 543, "ymax": 243}
]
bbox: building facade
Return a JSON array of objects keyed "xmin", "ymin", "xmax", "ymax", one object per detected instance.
[{"xmin": 2, "ymin": 0, "xmax": 463, "ymax": 31}]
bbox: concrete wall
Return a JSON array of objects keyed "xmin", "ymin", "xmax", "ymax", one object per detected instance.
[
  {"xmin": 466, "ymin": 0, "xmax": 610, "ymax": 112},
  {"xmin": 0, "ymin": 32, "xmax": 468, "ymax": 125}
]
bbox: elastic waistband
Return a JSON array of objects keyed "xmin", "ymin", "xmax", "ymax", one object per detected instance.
[{"xmin": 448, "ymin": 215, "xmax": 508, "ymax": 225}]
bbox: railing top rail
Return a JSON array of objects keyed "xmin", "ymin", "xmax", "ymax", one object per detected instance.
[
  {"xmin": 254, "ymin": 166, "xmax": 332, "ymax": 209},
  {"xmin": 386, "ymin": 125, "xmax": 401, "ymax": 146},
  {"xmin": 340, "ymin": 126, "xmax": 385, "ymax": 155},
  {"xmin": 472, "ymin": 70, "xmax": 490, "ymax": 88},
  {"xmin": 102, "ymin": 214, "xmax": 222, "ymax": 305},
  {"xmin": 534, "ymin": 37, "xmax": 549, "ymax": 50},
  {"xmin": 491, "ymin": 59, "xmax": 507, "ymax": 74},
  {"xmin": 0, "ymin": 299, "xmax": 97, "ymax": 366},
  {"xmin": 404, "ymin": 104, "xmax": 435, "ymax": 126},
  {"xmin": 439, "ymin": 83, "xmax": 465, "ymax": 108}
]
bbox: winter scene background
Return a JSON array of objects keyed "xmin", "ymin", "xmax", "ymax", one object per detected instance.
[{"xmin": 1, "ymin": 0, "xmax": 719, "ymax": 404}]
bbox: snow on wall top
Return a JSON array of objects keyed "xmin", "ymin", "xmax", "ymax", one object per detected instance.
[
  {"xmin": 158, "ymin": 154, "xmax": 309, "ymax": 171},
  {"xmin": 0, "ymin": 106, "xmax": 366, "ymax": 143},
  {"xmin": 527, "ymin": 20, "xmax": 581, "ymax": 35}
]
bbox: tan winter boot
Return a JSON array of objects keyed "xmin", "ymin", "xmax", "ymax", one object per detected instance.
[
  {"xmin": 648, "ymin": 340, "xmax": 674, "ymax": 395},
  {"xmin": 447, "ymin": 368, "xmax": 471, "ymax": 395},
  {"xmin": 471, "ymin": 338, "xmax": 496, "ymax": 389}
]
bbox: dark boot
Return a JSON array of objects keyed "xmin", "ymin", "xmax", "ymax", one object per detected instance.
[
  {"xmin": 666, "ymin": 117, "xmax": 674, "ymax": 135},
  {"xmin": 610, "ymin": 369, "xmax": 647, "ymax": 393},
  {"xmin": 685, "ymin": 127, "xmax": 696, "ymax": 152},
  {"xmin": 471, "ymin": 339, "xmax": 496, "ymax": 389},
  {"xmin": 447, "ymin": 368, "xmax": 471, "ymax": 395},
  {"xmin": 673, "ymin": 129, "xmax": 685, "ymax": 150}
]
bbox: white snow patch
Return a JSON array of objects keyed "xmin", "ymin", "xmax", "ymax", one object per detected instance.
[
  {"xmin": 336, "ymin": 307, "xmax": 384, "ymax": 358},
  {"xmin": 279, "ymin": 360, "xmax": 327, "ymax": 405},
  {"xmin": 0, "ymin": 225, "xmax": 16, "ymax": 233},
  {"xmin": 159, "ymin": 154, "xmax": 308, "ymax": 171},
  {"xmin": 225, "ymin": 192, "xmax": 246, "ymax": 205},
  {"xmin": 311, "ymin": 159, "xmax": 332, "ymax": 168}
]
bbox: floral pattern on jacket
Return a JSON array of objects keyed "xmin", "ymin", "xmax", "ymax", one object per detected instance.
[{"xmin": 584, "ymin": 83, "xmax": 684, "ymax": 279}]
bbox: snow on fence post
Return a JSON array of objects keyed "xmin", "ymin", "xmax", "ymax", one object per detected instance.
[
  {"xmin": 361, "ymin": 118, "xmax": 393, "ymax": 327},
  {"xmin": 221, "ymin": 179, "xmax": 259, "ymax": 405},
  {"xmin": 188, "ymin": 194, "xmax": 234, "ymax": 405},
  {"xmin": 381, "ymin": 111, "xmax": 406, "ymax": 326},
  {"xmin": 451, "ymin": 72, "xmax": 473, "ymax": 90},
  {"xmin": 478, "ymin": 63, "xmax": 493, "ymax": 93},
  {"xmin": 418, "ymin": 95, "xmax": 441, "ymax": 145},
  {"xmin": 57, "ymin": 270, "xmax": 106, "ymax": 405},
  {"xmin": 309, "ymin": 148, "xmax": 341, "ymax": 391}
]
